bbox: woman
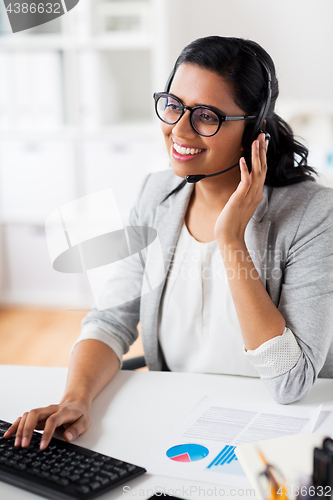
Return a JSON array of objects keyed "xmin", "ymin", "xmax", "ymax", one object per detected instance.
[{"xmin": 6, "ymin": 36, "xmax": 333, "ymax": 450}]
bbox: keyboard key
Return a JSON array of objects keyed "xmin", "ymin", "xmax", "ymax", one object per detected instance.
[
  {"xmin": 69, "ymin": 474, "xmax": 80, "ymax": 482},
  {"xmin": 14, "ymin": 463, "xmax": 26, "ymax": 471},
  {"xmin": 100, "ymin": 477, "xmax": 110, "ymax": 486},
  {"xmin": 100, "ymin": 469, "xmax": 118, "ymax": 481},
  {"xmin": 76, "ymin": 485, "xmax": 90, "ymax": 494},
  {"xmin": 27, "ymin": 468, "xmax": 40, "ymax": 475},
  {"xmin": 113, "ymin": 466, "xmax": 128, "ymax": 476},
  {"xmin": 79, "ymin": 478, "xmax": 90, "ymax": 485},
  {"xmin": 90, "ymin": 481, "xmax": 101, "ymax": 490},
  {"xmin": 95, "ymin": 475, "xmax": 110, "ymax": 486},
  {"xmin": 92, "ymin": 461, "xmax": 103, "ymax": 467}
]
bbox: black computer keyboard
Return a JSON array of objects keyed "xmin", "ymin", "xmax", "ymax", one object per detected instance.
[{"xmin": 0, "ymin": 419, "xmax": 146, "ymax": 499}]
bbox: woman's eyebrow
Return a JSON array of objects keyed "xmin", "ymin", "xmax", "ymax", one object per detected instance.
[
  {"xmin": 171, "ymin": 93, "xmax": 227, "ymax": 114},
  {"xmin": 193, "ymin": 102, "xmax": 226, "ymax": 114}
]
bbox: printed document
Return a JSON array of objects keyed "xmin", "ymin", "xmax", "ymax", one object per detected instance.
[{"xmin": 143, "ymin": 396, "xmax": 320, "ymax": 488}]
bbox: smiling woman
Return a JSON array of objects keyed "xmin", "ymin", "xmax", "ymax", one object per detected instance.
[
  {"xmin": 5, "ymin": 36, "xmax": 333, "ymax": 451},
  {"xmin": 161, "ymin": 64, "xmax": 248, "ymax": 186}
]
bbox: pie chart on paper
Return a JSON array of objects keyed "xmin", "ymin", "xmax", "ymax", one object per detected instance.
[{"xmin": 166, "ymin": 444, "xmax": 209, "ymax": 463}]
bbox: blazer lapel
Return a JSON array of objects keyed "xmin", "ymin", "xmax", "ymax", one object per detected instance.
[{"xmin": 140, "ymin": 181, "xmax": 194, "ymax": 370}]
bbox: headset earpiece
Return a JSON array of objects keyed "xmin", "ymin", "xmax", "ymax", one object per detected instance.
[{"xmin": 239, "ymin": 45, "xmax": 272, "ymax": 172}]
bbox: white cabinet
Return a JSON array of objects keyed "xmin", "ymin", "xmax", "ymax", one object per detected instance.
[
  {"xmin": 0, "ymin": 138, "xmax": 76, "ymax": 220},
  {"xmin": 2, "ymin": 224, "xmax": 87, "ymax": 307},
  {"xmin": 0, "ymin": 0, "xmax": 168, "ymax": 307}
]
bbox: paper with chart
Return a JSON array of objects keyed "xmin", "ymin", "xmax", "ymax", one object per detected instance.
[{"xmin": 142, "ymin": 396, "xmax": 320, "ymax": 488}]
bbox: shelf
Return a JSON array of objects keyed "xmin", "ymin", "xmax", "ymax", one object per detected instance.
[
  {"xmin": 0, "ymin": 34, "xmax": 66, "ymax": 50},
  {"xmin": 0, "ymin": 33, "xmax": 153, "ymax": 50},
  {"xmin": 0, "ymin": 0, "xmax": 168, "ymax": 307},
  {"xmin": 0, "ymin": 290, "xmax": 92, "ymax": 309},
  {"xmin": 0, "ymin": 216, "xmax": 48, "ymax": 226},
  {"xmin": 0, "ymin": 121, "xmax": 161, "ymax": 138}
]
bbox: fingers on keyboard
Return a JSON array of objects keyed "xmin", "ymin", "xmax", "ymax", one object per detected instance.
[
  {"xmin": 8, "ymin": 406, "xmax": 58, "ymax": 448},
  {"xmin": 23, "ymin": 408, "xmax": 54, "ymax": 449},
  {"xmin": 4, "ymin": 404, "xmax": 91, "ymax": 451},
  {"xmin": 16, "ymin": 412, "xmax": 32, "ymax": 447},
  {"xmin": 3, "ymin": 417, "xmax": 22, "ymax": 439}
]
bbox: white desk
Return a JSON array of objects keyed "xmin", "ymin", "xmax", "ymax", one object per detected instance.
[{"xmin": 1, "ymin": 365, "xmax": 333, "ymax": 500}]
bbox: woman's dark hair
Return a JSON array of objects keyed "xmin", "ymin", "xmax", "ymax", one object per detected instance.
[{"xmin": 172, "ymin": 36, "xmax": 316, "ymax": 187}]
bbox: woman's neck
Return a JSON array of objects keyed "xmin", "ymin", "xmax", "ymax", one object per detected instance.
[
  {"xmin": 185, "ymin": 170, "xmax": 241, "ymax": 243},
  {"xmin": 192, "ymin": 169, "xmax": 241, "ymax": 213}
]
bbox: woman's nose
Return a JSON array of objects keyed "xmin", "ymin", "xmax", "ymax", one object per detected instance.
[{"xmin": 171, "ymin": 110, "xmax": 197, "ymax": 138}]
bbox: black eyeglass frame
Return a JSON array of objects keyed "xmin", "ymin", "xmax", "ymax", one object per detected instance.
[{"xmin": 153, "ymin": 92, "xmax": 258, "ymax": 137}]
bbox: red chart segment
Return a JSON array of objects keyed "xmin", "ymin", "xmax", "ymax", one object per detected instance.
[
  {"xmin": 166, "ymin": 444, "xmax": 209, "ymax": 462},
  {"xmin": 170, "ymin": 452, "xmax": 191, "ymax": 462}
]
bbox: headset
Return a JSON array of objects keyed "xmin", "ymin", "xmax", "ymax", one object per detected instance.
[
  {"xmin": 239, "ymin": 45, "xmax": 272, "ymax": 166},
  {"xmin": 163, "ymin": 44, "xmax": 272, "ymax": 182}
]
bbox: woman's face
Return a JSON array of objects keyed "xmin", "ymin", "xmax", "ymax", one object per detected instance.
[{"xmin": 162, "ymin": 63, "xmax": 247, "ymax": 181}]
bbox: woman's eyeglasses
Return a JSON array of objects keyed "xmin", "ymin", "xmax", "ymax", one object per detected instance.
[{"xmin": 153, "ymin": 92, "xmax": 257, "ymax": 137}]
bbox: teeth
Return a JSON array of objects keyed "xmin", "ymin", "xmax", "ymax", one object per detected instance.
[{"xmin": 173, "ymin": 141, "xmax": 202, "ymax": 155}]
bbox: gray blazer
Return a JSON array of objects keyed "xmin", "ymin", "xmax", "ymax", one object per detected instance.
[{"xmin": 82, "ymin": 170, "xmax": 333, "ymax": 403}]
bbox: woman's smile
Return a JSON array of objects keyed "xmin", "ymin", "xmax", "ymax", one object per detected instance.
[{"xmin": 171, "ymin": 138, "xmax": 206, "ymax": 161}]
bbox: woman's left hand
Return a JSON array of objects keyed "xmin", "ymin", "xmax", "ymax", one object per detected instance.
[{"xmin": 214, "ymin": 132, "xmax": 268, "ymax": 245}]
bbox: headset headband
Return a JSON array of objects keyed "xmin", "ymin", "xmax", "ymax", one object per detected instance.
[{"xmin": 240, "ymin": 44, "xmax": 272, "ymax": 142}]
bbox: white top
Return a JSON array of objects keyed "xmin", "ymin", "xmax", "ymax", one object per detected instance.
[{"xmin": 158, "ymin": 223, "xmax": 301, "ymax": 378}]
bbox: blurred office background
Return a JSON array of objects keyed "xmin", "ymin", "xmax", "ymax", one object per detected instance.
[{"xmin": 0, "ymin": 0, "xmax": 332, "ymax": 366}]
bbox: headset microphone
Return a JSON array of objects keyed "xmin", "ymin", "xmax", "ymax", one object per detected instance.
[{"xmin": 185, "ymin": 162, "xmax": 239, "ymax": 183}]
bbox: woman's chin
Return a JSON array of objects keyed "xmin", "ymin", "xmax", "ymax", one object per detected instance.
[{"xmin": 170, "ymin": 161, "xmax": 197, "ymax": 179}]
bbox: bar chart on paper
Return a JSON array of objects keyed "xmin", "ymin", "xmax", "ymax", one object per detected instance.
[
  {"xmin": 166, "ymin": 444, "xmax": 209, "ymax": 463},
  {"xmin": 207, "ymin": 445, "xmax": 244, "ymax": 476}
]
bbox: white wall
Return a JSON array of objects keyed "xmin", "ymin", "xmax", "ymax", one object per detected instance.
[{"xmin": 166, "ymin": 0, "xmax": 333, "ymax": 103}]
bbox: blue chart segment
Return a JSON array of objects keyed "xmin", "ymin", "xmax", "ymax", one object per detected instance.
[
  {"xmin": 207, "ymin": 445, "xmax": 244, "ymax": 476},
  {"xmin": 166, "ymin": 444, "xmax": 209, "ymax": 463}
]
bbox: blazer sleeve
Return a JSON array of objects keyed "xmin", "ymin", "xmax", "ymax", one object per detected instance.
[
  {"xmin": 261, "ymin": 187, "xmax": 333, "ymax": 403},
  {"xmin": 72, "ymin": 174, "xmax": 152, "ymax": 363}
]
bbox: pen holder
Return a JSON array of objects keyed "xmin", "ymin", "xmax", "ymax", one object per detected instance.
[{"xmin": 296, "ymin": 438, "xmax": 333, "ymax": 500}]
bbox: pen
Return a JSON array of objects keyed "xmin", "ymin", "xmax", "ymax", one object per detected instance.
[{"xmin": 258, "ymin": 448, "xmax": 288, "ymax": 500}]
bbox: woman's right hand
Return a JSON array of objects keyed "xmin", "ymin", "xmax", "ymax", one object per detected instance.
[
  {"xmin": 3, "ymin": 340, "xmax": 120, "ymax": 451},
  {"xmin": 3, "ymin": 400, "xmax": 91, "ymax": 450}
]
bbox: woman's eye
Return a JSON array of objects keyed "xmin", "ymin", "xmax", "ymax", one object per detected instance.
[
  {"xmin": 167, "ymin": 102, "xmax": 181, "ymax": 112},
  {"xmin": 199, "ymin": 112, "xmax": 219, "ymax": 123}
]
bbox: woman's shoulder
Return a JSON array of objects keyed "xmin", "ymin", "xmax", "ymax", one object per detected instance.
[
  {"xmin": 270, "ymin": 179, "xmax": 333, "ymax": 207},
  {"xmin": 267, "ymin": 180, "xmax": 333, "ymax": 230}
]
